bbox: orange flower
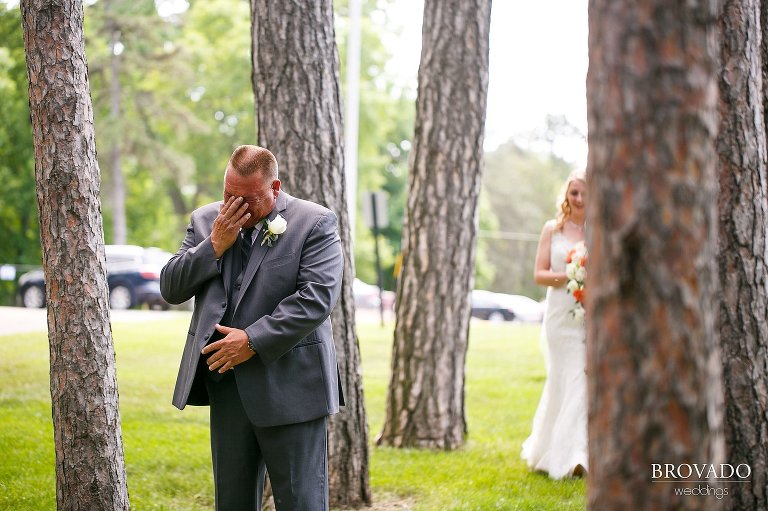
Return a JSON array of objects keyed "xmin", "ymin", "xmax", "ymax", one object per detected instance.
[{"xmin": 572, "ymin": 288, "xmax": 585, "ymax": 304}]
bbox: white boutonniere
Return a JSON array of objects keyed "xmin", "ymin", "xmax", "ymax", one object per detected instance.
[{"xmin": 261, "ymin": 214, "xmax": 287, "ymax": 247}]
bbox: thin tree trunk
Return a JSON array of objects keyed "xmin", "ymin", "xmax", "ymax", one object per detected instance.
[
  {"xmin": 718, "ymin": 1, "xmax": 768, "ymax": 508},
  {"xmin": 586, "ymin": 0, "xmax": 725, "ymax": 509},
  {"xmin": 19, "ymin": 1, "xmax": 130, "ymax": 509},
  {"xmin": 377, "ymin": 0, "xmax": 492, "ymax": 450},
  {"xmin": 107, "ymin": 0, "xmax": 126, "ymax": 245},
  {"xmin": 251, "ymin": 0, "xmax": 371, "ymax": 507},
  {"xmin": 109, "ymin": 53, "xmax": 127, "ymax": 245}
]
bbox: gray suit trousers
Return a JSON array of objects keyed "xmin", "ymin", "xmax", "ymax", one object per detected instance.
[{"xmin": 205, "ymin": 372, "xmax": 328, "ymax": 511}]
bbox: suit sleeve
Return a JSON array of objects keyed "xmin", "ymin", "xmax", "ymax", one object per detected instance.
[
  {"xmin": 160, "ymin": 214, "xmax": 220, "ymax": 305},
  {"xmin": 245, "ymin": 211, "xmax": 343, "ymax": 364}
]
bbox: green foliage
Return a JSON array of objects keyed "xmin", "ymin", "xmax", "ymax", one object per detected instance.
[
  {"xmin": 171, "ymin": 0, "xmax": 255, "ymax": 205},
  {"xmin": 0, "ymin": 8, "xmax": 38, "ymax": 263},
  {"xmin": 0, "ymin": 8, "xmax": 39, "ymax": 304},
  {"xmin": 84, "ymin": 0, "xmax": 408, "ymax": 266},
  {"xmin": 474, "ymin": 190, "xmax": 499, "ymax": 289},
  {"xmin": 0, "ymin": 316, "xmax": 585, "ymax": 510},
  {"xmin": 481, "ymin": 142, "xmax": 573, "ymax": 299},
  {"xmin": 83, "ymin": 0, "xmax": 255, "ymax": 249},
  {"xmin": 104, "ymin": 0, "xmax": 255, "ymax": 250}
]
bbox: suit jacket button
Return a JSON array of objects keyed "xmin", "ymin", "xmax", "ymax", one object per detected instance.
[
  {"xmin": 221, "ymin": 302, "xmax": 226, "ymax": 308},
  {"xmin": 204, "ymin": 334, "xmax": 209, "ymax": 340}
]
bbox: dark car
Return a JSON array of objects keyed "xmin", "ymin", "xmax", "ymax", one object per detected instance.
[
  {"xmin": 471, "ymin": 290, "xmax": 544, "ymax": 323},
  {"xmin": 17, "ymin": 245, "xmax": 173, "ymax": 310}
]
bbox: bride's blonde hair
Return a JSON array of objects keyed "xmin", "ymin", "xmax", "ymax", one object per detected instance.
[{"xmin": 554, "ymin": 169, "xmax": 587, "ymax": 232}]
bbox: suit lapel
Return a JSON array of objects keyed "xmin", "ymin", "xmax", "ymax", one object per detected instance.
[{"xmin": 233, "ymin": 192, "xmax": 288, "ymax": 313}]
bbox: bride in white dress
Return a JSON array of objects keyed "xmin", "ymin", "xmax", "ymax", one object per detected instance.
[{"xmin": 522, "ymin": 170, "xmax": 588, "ymax": 479}]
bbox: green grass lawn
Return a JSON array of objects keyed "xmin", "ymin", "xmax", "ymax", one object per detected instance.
[{"xmin": 0, "ymin": 316, "xmax": 585, "ymax": 510}]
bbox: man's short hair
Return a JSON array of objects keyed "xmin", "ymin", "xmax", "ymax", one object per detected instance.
[{"xmin": 227, "ymin": 145, "xmax": 278, "ymax": 181}]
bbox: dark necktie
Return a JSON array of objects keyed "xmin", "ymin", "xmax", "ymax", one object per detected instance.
[{"xmin": 240, "ymin": 227, "xmax": 255, "ymax": 272}]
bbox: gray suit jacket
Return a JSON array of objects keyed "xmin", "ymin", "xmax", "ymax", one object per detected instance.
[{"xmin": 160, "ymin": 191, "xmax": 344, "ymax": 427}]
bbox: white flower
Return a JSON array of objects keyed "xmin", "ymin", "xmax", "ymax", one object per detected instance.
[
  {"xmin": 267, "ymin": 215, "xmax": 287, "ymax": 235},
  {"xmin": 567, "ymin": 279, "xmax": 580, "ymax": 293},
  {"xmin": 262, "ymin": 214, "xmax": 287, "ymax": 246},
  {"xmin": 572, "ymin": 304, "xmax": 586, "ymax": 322},
  {"xmin": 576, "ymin": 266, "xmax": 586, "ymax": 282},
  {"xmin": 566, "ymin": 265, "xmax": 578, "ymax": 280}
]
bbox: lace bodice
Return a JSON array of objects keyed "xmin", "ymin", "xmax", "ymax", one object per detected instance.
[{"xmin": 550, "ymin": 230, "xmax": 580, "ymax": 273}]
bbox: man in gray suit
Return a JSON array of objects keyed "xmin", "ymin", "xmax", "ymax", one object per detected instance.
[{"xmin": 161, "ymin": 145, "xmax": 344, "ymax": 510}]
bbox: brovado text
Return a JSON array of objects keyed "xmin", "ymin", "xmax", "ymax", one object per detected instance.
[{"xmin": 652, "ymin": 463, "xmax": 751, "ymax": 480}]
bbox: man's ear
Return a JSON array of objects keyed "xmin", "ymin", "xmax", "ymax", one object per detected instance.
[{"xmin": 272, "ymin": 179, "xmax": 281, "ymax": 194}]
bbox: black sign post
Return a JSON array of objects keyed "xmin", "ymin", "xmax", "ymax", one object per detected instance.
[{"xmin": 363, "ymin": 191, "xmax": 389, "ymax": 326}]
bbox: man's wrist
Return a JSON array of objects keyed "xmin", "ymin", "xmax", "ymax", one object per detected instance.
[{"xmin": 211, "ymin": 239, "xmax": 224, "ymax": 259}]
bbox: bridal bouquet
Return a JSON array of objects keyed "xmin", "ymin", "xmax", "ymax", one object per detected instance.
[{"xmin": 565, "ymin": 241, "xmax": 587, "ymax": 321}]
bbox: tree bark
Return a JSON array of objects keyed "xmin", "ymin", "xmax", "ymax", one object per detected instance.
[
  {"xmin": 718, "ymin": 1, "xmax": 768, "ymax": 509},
  {"xmin": 251, "ymin": 0, "xmax": 371, "ymax": 507},
  {"xmin": 586, "ymin": 0, "xmax": 726, "ymax": 509},
  {"xmin": 377, "ymin": 0, "xmax": 491, "ymax": 450},
  {"xmin": 19, "ymin": 1, "xmax": 130, "ymax": 510}
]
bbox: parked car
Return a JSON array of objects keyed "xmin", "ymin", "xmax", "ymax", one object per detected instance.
[
  {"xmin": 471, "ymin": 290, "xmax": 544, "ymax": 323},
  {"xmin": 353, "ymin": 278, "xmax": 395, "ymax": 310},
  {"xmin": 17, "ymin": 245, "xmax": 174, "ymax": 310}
]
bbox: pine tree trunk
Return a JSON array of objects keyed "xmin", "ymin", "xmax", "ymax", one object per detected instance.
[
  {"xmin": 19, "ymin": 1, "xmax": 130, "ymax": 510},
  {"xmin": 586, "ymin": 0, "xmax": 726, "ymax": 509},
  {"xmin": 377, "ymin": 0, "xmax": 491, "ymax": 450},
  {"xmin": 718, "ymin": 1, "xmax": 768, "ymax": 508},
  {"xmin": 251, "ymin": 0, "xmax": 371, "ymax": 507}
]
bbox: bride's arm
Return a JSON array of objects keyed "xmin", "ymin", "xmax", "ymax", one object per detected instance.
[{"xmin": 534, "ymin": 221, "xmax": 568, "ymax": 288}]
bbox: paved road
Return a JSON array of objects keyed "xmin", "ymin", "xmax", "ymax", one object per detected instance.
[
  {"xmin": 0, "ymin": 306, "xmax": 391, "ymax": 336},
  {"xmin": 0, "ymin": 306, "xmax": 192, "ymax": 336}
]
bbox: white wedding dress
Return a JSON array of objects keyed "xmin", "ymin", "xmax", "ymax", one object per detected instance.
[{"xmin": 521, "ymin": 230, "xmax": 588, "ymax": 479}]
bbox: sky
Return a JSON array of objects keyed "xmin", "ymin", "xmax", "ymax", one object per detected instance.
[{"xmin": 384, "ymin": 0, "xmax": 590, "ymax": 165}]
